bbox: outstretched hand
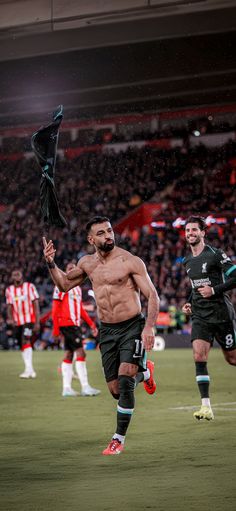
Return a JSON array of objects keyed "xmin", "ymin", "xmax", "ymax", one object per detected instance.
[{"xmin": 42, "ymin": 237, "xmax": 56, "ymax": 263}]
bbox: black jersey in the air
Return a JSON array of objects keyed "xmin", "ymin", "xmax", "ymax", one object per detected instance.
[{"xmin": 183, "ymin": 244, "xmax": 236, "ymax": 323}]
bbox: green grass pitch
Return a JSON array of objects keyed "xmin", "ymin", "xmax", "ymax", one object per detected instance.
[{"xmin": 0, "ymin": 348, "xmax": 235, "ymax": 511}]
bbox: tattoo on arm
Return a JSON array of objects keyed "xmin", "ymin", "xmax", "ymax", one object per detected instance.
[{"xmin": 146, "ymin": 290, "xmax": 160, "ymax": 327}]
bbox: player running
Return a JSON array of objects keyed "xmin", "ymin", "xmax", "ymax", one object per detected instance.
[
  {"xmin": 43, "ymin": 216, "xmax": 159, "ymax": 455},
  {"xmin": 182, "ymin": 216, "xmax": 236, "ymax": 421}
]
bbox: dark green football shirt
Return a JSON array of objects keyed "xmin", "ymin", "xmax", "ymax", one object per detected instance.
[{"xmin": 183, "ymin": 244, "xmax": 236, "ymax": 323}]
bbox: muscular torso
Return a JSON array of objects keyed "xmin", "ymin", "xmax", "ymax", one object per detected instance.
[{"xmin": 80, "ymin": 247, "xmax": 142, "ymax": 322}]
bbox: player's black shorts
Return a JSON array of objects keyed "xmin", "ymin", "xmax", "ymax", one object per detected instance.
[
  {"xmin": 60, "ymin": 326, "xmax": 83, "ymax": 351},
  {"xmin": 99, "ymin": 313, "xmax": 146, "ymax": 382},
  {"xmin": 191, "ymin": 319, "xmax": 236, "ymax": 351},
  {"xmin": 14, "ymin": 323, "xmax": 34, "ymax": 348}
]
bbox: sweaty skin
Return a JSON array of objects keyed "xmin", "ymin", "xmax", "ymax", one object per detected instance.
[
  {"xmin": 43, "ymin": 221, "xmax": 159, "ymax": 351},
  {"xmin": 68, "ymin": 248, "xmax": 155, "ymax": 322}
]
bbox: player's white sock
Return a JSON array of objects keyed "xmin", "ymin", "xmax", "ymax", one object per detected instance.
[
  {"xmin": 143, "ymin": 368, "xmax": 150, "ymax": 381},
  {"xmin": 22, "ymin": 346, "xmax": 34, "ymax": 372},
  {"xmin": 75, "ymin": 358, "xmax": 89, "ymax": 388},
  {"xmin": 21, "ymin": 349, "xmax": 27, "ymax": 371},
  {"xmin": 113, "ymin": 434, "xmax": 125, "ymax": 445},
  {"xmin": 71, "ymin": 352, "xmax": 77, "ymax": 378},
  {"xmin": 61, "ymin": 360, "xmax": 73, "ymax": 391},
  {"xmin": 202, "ymin": 398, "xmax": 211, "ymax": 407}
]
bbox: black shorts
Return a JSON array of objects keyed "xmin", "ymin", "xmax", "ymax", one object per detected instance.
[
  {"xmin": 14, "ymin": 323, "xmax": 34, "ymax": 348},
  {"xmin": 60, "ymin": 326, "xmax": 83, "ymax": 351},
  {"xmin": 191, "ymin": 319, "xmax": 236, "ymax": 351},
  {"xmin": 99, "ymin": 314, "xmax": 146, "ymax": 382}
]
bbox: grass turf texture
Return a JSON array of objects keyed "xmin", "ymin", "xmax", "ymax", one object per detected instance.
[{"xmin": 0, "ymin": 348, "xmax": 235, "ymax": 511}]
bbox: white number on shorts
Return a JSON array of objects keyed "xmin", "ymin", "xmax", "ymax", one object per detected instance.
[
  {"xmin": 133, "ymin": 339, "xmax": 144, "ymax": 358},
  {"xmin": 225, "ymin": 334, "xmax": 234, "ymax": 347}
]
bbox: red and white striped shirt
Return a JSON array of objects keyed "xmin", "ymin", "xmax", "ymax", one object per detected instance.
[
  {"xmin": 52, "ymin": 286, "xmax": 95, "ymax": 336},
  {"xmin": 52, "ymin": 286, "xmax": 82, "ymax": 329},
  {"xmin": 5, "ymin": 282, "xmax": 39, "ymax": 326}
]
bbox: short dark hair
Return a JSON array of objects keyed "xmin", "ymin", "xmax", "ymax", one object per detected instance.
[
  {"xmin": 185, "ymin": 215, "xmax": 206, "ymax": 231},
  {"xmin": 85, "ymin": 216, "xmax": 110, "ymax": 233}
]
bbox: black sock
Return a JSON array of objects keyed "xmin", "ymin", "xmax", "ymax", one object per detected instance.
[
  {"xmin": 135, "ymin": 372, "xmax": 144, "ymax": 385},
  {"xmin": 195, "ymin": 361, "xmax": 210, "ymax": 399},
  {"xmin": 116, "ymin": 375, "xmax": 135, "ymax": 436}
]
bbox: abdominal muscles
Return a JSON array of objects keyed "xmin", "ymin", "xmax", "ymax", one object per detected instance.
[{"xmin": 94, "ymin": 278, "xmax": 141, "ymax": 322}]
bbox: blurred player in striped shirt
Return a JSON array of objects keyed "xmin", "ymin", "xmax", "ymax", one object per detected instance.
[
  {"xmin": 5, "ymin": 269, "xmax": 40, "ymax": 378},
  {"xmin": 52, "ymin": 262, "xmax": 101, "ymax": 397}
]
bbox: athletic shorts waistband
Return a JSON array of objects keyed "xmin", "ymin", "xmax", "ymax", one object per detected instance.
[{"xmin": 100, "ymin": 313, "xmax": 144, "ymax": 329}]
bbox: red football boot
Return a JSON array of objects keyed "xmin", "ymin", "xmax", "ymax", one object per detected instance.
[
  {"xmin": 143, "ymin": 360, "xmax": 156, "ymax": 395},
  {"xmin": 102, "ymin": 438, "xmax": 124, "ymax": 455}
]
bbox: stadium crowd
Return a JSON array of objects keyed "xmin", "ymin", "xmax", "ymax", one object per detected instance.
[
  {"xmin": 1, "ymin": 115, "xmax": 236, "ymax": 153},
  {"xmin": 0, "ymin": 132, "xmax": 236, "ymax": 348}
]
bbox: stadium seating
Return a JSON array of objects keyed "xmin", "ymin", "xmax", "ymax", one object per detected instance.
[{"xmin": 0, "ymin": 128, "xmax": 235, "ymax": 344}]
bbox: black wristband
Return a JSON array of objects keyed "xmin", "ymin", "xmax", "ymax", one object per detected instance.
[{"xmin": 47, "ymin": 261, "xmax": 56, "ymax": 269}]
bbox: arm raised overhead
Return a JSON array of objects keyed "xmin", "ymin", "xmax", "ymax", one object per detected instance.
[{"xmin": 42, "ymin": 237, "xmax": 87, "ymax": 292}]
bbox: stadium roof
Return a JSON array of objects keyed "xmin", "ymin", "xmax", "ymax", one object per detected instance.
[{"xmin": 1, "ymin": 0, "xmax": 236, "ymax": 127}]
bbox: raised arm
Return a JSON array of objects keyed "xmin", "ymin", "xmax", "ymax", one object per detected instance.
[
  {"xmin": 43, "ymin": 237, "xmax": 87, "ymax": 292},
  {"xmin": 131, "ymin": 256, "xmax": 160, "ymax": 350}
]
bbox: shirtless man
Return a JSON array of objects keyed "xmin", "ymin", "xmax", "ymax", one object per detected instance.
[{"xmin": 43, "ymin": 216, "xmax": 160, "ymax": 455}]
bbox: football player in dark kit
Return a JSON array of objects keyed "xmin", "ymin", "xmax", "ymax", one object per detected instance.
[
  {"xmin": 182, "ymin": 216, "xmax": 236, "ymax": 421},
  {"xmin": 43, "ymin": 216, "xmax": 159, "ymax": 455}
]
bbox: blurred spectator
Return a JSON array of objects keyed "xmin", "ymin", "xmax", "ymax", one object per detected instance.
[
  {"xmin": 35, "ymin": 320, "xmax": 56, "ymax": 351},
  {"xmin": 0, "ymin": 313, "xmax": 9, "ymax": 350}
]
